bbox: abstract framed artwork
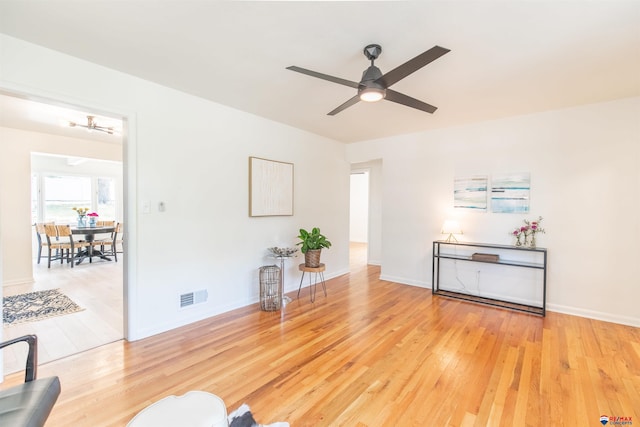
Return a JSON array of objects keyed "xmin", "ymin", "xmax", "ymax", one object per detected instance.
[
  {"xmin": 491, "ymin": 172, "xmax": 530, "ymax": 213},
  {"xmin": 454, "ymin": 175, "xmax": 488, "ymax": 211},
  {"xmin": 249, "ymin": 157, "xmax": 294, "ymax": 217}
]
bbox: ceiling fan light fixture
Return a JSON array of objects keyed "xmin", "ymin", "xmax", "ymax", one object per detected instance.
[{"xmin": 359, "ymin": 87, "xmax": 386, "ymax": 102}]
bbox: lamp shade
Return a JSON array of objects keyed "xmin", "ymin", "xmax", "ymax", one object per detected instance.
[
  {"xmin": 441, "ymin": 220, "xmax": 462, "ymax": 235},
  {"xmin": 441, "ymin": 220, "xmax": 462, "ymax": 242}
]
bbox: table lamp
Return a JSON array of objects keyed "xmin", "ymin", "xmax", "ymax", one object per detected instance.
[{"xmin": 441, "ymin": 220, "xmax": 462, "ymax": 243}]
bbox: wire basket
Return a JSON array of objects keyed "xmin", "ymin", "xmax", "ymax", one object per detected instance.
[{"xmin": 259, "ymin": 265, "xmax": 281, "ymax": 311}]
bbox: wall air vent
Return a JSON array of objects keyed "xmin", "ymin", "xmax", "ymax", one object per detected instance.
[{"xmin": 180, "ymin": 289, "xmax": 208, "ymax": 308}]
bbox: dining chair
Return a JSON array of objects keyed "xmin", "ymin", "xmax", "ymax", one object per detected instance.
[
  {"xmin": 91, "ymin": 221, "xmax": 115, "ymax": 252},
  {"xmin": 94, "ymin": 222, "xmax": 123, "ymax": 262},
  {"xmin": 34, "ymin": 223, "xmax": 52, "ymax": 264},
  {"xmin": 92, "ymin": 220, "xmax": 116, "ymax": 253},
  {"xmin": 47, "ymin": 225, "xmax": 90, "ymax": 268},
  {"xmin": 44, "ymin": 224, "xmax": 64, "ymax": 268}
]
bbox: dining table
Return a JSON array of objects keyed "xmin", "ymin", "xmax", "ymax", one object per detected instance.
[{"xmin": 71, "ymin": 225, "xmax": 115, "ymax": 265}]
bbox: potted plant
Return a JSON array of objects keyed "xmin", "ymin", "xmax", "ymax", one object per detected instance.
[{"xmin": 296, "ymin": 227, "xmax": 332, "ymax": 268}]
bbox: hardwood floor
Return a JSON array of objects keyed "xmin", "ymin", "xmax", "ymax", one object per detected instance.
[
  {"xmin": 2, "ymin": 257, "xmax": 123, "ymax": 373},
  {"xmin": 1, "ymin": 244, "xmax": 638, "ymax": 426}
]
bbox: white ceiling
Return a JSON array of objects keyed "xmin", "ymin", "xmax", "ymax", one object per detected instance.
[
  {"xmin": 1, "ymin": 1, "xmax": 639, "ymax": 143},
  {"xmin": 0, "ymin": 94, "xmax": 123, "ymax": 144}
]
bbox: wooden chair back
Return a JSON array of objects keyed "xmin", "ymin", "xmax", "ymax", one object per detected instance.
[
  {"xmin": 44, "ymin": 224, "xmax": 58, "ymax": 240},
  {"xmin": 97, "ymin": 220, "xmax": 116, "ymax": 227},
  {"xmin": 34, "ymin": 223, "xmax": 53, "ymax": 264},
  {"xmin": 56, "ymin": 224, "xmax": 73, "ymax": 238}
]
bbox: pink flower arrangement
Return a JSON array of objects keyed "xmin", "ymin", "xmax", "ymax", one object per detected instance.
[
  {"xmin": 511, "ymin": 216, "xmax": 545, "ymax": 247},
  {"xmin": 87, "ymin": 212, "xmax": 99, "ymax": 217},
  {"xmin": 524, "ymin": 217, "xmax": 544, "ymax": 235}
]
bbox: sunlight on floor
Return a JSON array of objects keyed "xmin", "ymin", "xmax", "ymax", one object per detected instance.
[{"xmin": 349, "ymin": 241, "xmax": 367, "ymax": 270}]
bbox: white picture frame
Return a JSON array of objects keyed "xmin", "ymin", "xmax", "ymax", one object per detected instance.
[{"xmin": 249, "ymin": 157, "xmax": 294, "ymax": 217}]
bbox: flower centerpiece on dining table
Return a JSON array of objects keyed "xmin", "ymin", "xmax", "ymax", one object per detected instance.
[
  {"xmin": 511, "ymin": 216, "xmax": 545, "ymax": 248},
  {"xmin": 87, "ymin": 212, "xmax": 99, "ymax": 227},
  {"xmin": 72, "ymin": 207, "xmax": 89, "ymax": 227}
]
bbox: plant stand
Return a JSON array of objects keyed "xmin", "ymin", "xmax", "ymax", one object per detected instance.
[{"xmin": 297, "ymin": 263, "xmax": 327, "ymax": 302}]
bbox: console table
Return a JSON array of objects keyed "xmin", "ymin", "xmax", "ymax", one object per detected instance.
[{"xmin": 432, "ymin": 240, "xmax": 547, "ymax": 316}]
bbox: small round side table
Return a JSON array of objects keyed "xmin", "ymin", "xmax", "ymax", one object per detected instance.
[{"xmin": 297, "ymin": 263, "xmax": 327, "ymax": 302}]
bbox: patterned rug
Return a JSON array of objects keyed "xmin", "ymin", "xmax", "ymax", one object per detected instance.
[{"xmin": 3, "ymin": 288, "xmax": 84, "ymax": 326}]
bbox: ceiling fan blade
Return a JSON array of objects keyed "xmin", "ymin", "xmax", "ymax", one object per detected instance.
[
  {"xmin": 375, "ymin": 45, "xmax": 450, "ymax": 88},
  {"xmin": 286, "ymin": 66, "xmax": 361, "ymax": 89},
  {"xmin": 328, "ymin": 95, "xmax": 361, "ymax": 116},
  {"xmin": 384, "ymin": 89, "xmax": 437, "ymax": 114}
]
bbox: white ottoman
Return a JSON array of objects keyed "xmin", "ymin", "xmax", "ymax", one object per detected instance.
[{"xmin": 127, "ymin": 391, "xmax": 228, "ymax": 427}]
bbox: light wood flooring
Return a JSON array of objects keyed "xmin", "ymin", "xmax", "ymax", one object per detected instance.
[
  {"xmin": 2, "ymin": 256, "xmax": 123, "ymax": 374},
  {"xmin": 1, "ymin": 243, "xmax": 639, "ymax": 426}
]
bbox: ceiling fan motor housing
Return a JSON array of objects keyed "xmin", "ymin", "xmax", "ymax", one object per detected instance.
[{"xmin": 359, "ymin": 65, "xmax": 386, "ymax": 100}]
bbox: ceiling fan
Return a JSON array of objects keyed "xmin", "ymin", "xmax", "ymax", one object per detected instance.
[
  {"xmin": 287, "ymin": 44, "xmax": 450, "ymax": 116},
  {"xmin": 67, "ymin": 115, "xmax": 115, "ymax": 134}
]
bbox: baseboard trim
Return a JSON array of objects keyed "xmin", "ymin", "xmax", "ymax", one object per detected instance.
[
  {"xmin": 547, "ymin": 303, "xmax": 640, "ymax": 327},
  {"xmin": 130, "ymin": 267, "xmax": 353, "ymax": 341},
  {"xmin": 379, "ymin": 274, "xmax": 429, "ymax": 288},
  {"xmin": 379, "ymin": 276, "xmax": 640, "ymax": 327},
  {"xmin": 3, "ymin": 277, "xmax": 35, "ymax": 287}
]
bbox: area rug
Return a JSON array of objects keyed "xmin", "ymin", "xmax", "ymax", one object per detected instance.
[
  {"xmin": 228, "ymin": 404, "xmax": 289, "ymax": 427},
  {"xmin": 3, "ymin": 288, "xmax": 84, "ymax": 326}
]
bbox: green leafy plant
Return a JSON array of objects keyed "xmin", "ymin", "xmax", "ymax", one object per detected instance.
[{"xmin": 296, "ymin": 227, "xmax": 332, "ymax": 253}]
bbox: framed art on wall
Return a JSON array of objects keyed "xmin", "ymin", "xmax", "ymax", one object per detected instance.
[
  {"xmin": 454, "ymin": 175, "xmax": 488, "ymax": 211},
  {"xmin": 491, "ymin": 172, "xmax": 530, "ymax": 213},
  {"xmin": 249, "ymin": 157, "xmax": 294, "ymax": 217}
]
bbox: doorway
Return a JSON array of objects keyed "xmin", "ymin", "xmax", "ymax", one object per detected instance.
[
  {"xmin": 350, "ymin": 170, "xmax": 369, "ymax": 269},
  {"xmin": 0, "ymin": 92, "xmax": 126, "ymax": 374},
  {"xmin": 350, "ymin": 159, "xmax": 382, "ymax": 270}
]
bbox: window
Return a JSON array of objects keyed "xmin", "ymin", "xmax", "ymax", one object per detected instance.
[
  {"xmin": 43, "ymin": 175, "xmax": 92, "ymax": 223},
  {"xmin": 97, "ymin": 177, "xmax": 116, "ymax": 220},
  {"xmin": 31, "ymin": 174, "xmax": 119, "ymax": 224}
]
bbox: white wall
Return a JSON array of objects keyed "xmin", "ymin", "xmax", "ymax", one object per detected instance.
[
  {"xmin": 0, "ymin": 35, "xmax": 350, "ymax": 341},
  {"xmin": 347, "ymin": 97, "xmax": 640, "ymax": 326},
  {"xmin": 0, "ymin": 127, "xmax": 122, "ymax": 285}
]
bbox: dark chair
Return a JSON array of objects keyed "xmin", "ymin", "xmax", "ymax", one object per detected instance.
[
  {"xmin": 34, "ymin": 224, "xmax": 49, "ymax": 265},
  {"xmin": 0, "ymin": 335, "xmax": 61, "ymax": 427},
  {"xmin": 43, "ymin": 224, "xmax": 64, "ymax": 268},
  {"xmin": 46, "ymin": 225, "xmax": 90, "ymax": 267},
  {"xmin": 93, "ymin": 222, "xmax": 123, "ymax": 262}
]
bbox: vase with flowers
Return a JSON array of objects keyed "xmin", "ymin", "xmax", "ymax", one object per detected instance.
[
  {"xmin": 73, "ymin": 207, "xmax": 89, "ymax": 227},
  {"xmin": 511, "ymin": 216, "xmax": 545, "ymax": 248},
  {"xmin": 87, "ymin": 212, "xmax": 99, "ymax": 227}
]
